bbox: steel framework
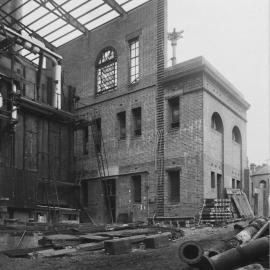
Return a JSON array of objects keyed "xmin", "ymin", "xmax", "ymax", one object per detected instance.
[{"xmin": 0, "ymin": 0, "xmax": 150, "ymax": 63}]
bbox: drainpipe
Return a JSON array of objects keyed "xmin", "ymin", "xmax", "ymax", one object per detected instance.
[
  {"xmin": 44, "ymin": 53, "xmax": 62, "ymax": 109},
  {"xmin": 11, "ymin": 82, "xmax": 17, "ymax": 121}
]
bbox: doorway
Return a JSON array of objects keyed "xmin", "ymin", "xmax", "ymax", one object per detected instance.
[
  {"xmin": 102, "ymin": 179, "xmax": 116, "ymax": 222},
  {"xmin": 217, "ymin": 174, "xmax": 222, "ymax": 199}
]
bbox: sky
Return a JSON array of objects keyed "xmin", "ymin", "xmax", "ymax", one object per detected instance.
[{"xmin": 167, "ymin": 0, "xmax": 269, "ymax": 165}]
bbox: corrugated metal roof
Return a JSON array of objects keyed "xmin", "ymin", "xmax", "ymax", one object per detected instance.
[{"xmin": 0, "ymin": 0, "xmax": 151, "ymax": 64}]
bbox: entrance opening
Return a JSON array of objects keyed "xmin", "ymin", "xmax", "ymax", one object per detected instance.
[
  {"xmin": 102, "ymin": 179, "xmax": 116, "ymax": 222},
  {"xmin": 217, "ymin": 174, "xmax": 222, "ymax": 199}
]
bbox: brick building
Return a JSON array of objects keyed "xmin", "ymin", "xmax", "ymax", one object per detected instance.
[
  {"xmin": 58, "ymin": 0, "xmax": 250, "ymax": 223},
  {"xmin": 250, "ymin": 163, "xmax": 270, "ymax": 216}
]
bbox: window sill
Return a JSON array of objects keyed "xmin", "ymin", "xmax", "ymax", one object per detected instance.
[
  {"xmin": 128, "ymin": 80, "xmax": 140, "ymax": 88},
  {"xmin": 95, "ymin": 88, "xmax": 116, "ymax": 97}
]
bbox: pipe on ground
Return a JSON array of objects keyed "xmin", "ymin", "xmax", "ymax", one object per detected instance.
[
  {"xmin": 235, "ymin": 218, "xmax": 267, "ymax": 243},
  {"xmin": 179, "ymin": 236, "xmax": 269, "ymax": 270}
]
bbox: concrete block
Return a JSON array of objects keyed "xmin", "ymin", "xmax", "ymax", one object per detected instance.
[
  {"xmin": 144, "ymin": 232, "xmax": 171, "ymax": 249},
  {"xmin": 104, "ymin": 238, "xmax": 131, "ymax": 255}
]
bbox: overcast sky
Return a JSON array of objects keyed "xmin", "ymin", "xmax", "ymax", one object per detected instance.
[{"xmin": 167, "ymin": 0, "xmax": 269, "ymax": 165}]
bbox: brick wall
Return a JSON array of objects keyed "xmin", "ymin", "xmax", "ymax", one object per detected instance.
[
  {"xmin": 203, "ymin": 73, "xmax": 248, "ymax": 198},
  {"xmin": 59, "ymin": 0, "xmax": 162, "ymax": 222},
  {"xmin": 163, "ymin": 73, "xmax": 204, "ymax": 217}
]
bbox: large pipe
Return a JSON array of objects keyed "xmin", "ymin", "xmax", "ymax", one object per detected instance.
[
  {"xmin": 178, "ymin": 219, "xmax": 269, "ymax": 268},
  {"xmin": 44, "ymin": 53, "xmax": 62, "ymax": 109},
  {"xmin": 2, "ymin": 25, "xmax": 62, "ymax": 61},
  {"xmin": 179, "ymin": 236, "xmax": 269, "ymax": 270},
  {"xmin": 252, "ymin": 220, "xmax": 269, "ymax": 240},
  {"xmin": 235, "ymin": 218, "xmax": 267, "ymax": 243},
  {"xmin": 198, "ymin": 236, "xmax": 269, "ymax": 270}
]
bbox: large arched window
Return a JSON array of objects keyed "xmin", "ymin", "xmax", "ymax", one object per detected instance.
[
  {"xmin": 232, "ymin": 126, "xmax": 241, "ymax": 143},
  {"xmin": 211, "ymin": 112, "xmax": 223, "ymax": 133},
  {"xmin": 96, "ymin": 47, "xmax": 117, "ymax": 94}
]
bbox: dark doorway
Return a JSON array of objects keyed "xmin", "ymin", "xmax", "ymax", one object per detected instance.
[
  {"xmin": 217, "ymin": 174, "xmax": 222, "ymax": 199},
  {"xmin": 102, "ymin": 179, "xmax": 116, "ymax": 223}
]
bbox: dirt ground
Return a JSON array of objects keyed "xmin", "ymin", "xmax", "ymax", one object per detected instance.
[{"xmin": 0, "ymin": 223, "xmax": 244, "ymax": 270}]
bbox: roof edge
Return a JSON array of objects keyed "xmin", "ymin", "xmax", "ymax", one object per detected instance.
[{"xmin": 164, "ymin": 56, "xmax": 250, "ymax": 110}]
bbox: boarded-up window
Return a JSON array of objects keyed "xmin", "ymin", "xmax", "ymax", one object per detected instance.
[
  {"xmin": 24, "ymin": 116, "xmax": 38, "ymax": 171},
  {"xmin": 168, "ymin": 170, "xmax": 180, "ymax": 202},
  {"xmin": 132, "ymin": 175, "xmax": 141, "ymax": 203},
  {"xmin": 211, "ymin": 172, "xmax": 215, "ymax": 188}
]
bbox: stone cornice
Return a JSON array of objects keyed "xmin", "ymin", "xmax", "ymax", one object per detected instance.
[{"xmin": 163, "ymin": 56, "xmax": 250, "ymax": 110}]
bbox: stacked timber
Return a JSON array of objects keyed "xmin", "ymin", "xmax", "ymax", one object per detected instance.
[{"xmin": 200, "ymin": 199, "xmax": 233, "ymax": 225}]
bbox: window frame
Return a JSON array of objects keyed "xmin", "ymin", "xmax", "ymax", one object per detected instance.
[
  {"xmin": 168, "ymin": 97, "xmax": 180, "ymax": 129},
  {"xmin": 132, "ymin": 107, "xmax": 142, "ymax": 137},
  {"xmin": 95, "ymin": 47, "xmax": 118, "ymax": 95},
  {"xmin": 128, "ymin": 37, "xmax": 140, "ymax": 84}
]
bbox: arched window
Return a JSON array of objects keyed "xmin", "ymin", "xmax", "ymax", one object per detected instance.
[
  {"xmin": 96, "ymin": 47, "xmax": 117, "ymax": 94},
  {"xmin": 211, "ymin": 112, "xmax": 223, "ymax": 133},
  {"xmin": 232, "ymin": 126, "xmax": 241, "ymax": 143},
  {"xmin": 259, "ymin": 180, "xmax": 266, "ymax": 189}
]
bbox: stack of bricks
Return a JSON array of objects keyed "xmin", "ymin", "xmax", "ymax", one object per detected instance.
[{"xmin": 200, "ymin": 199, "xmax": 233, "ymax": 225}]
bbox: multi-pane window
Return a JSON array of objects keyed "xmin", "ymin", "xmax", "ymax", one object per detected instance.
[
  {"xmin": 117, "ymin": 111, "xmax": 126, "ymax": 139},
  {"xmin": 211, "ymin": 171, "xmax": 215, "ymax": 188},
  {"xmin": 169, "ymin": 97, "xmax": 179, "ymax": 128},
  {"xmin": 96, "ymin": 48, "xmax": 117, "ymax": 94},
  {"xmin": 132, "ymin": 107, "xmax": 141, "ymax": 136},
  {"xmin": 132, "ymin": 175, "xmax": 141, "ymax": 203},
  {"xmin": 168, "ymin": 170, "xmax": 180, "ymax": 202},
  {"xmin": 129, "ymin": 38, "xmax": 139, "ymax": 84}
]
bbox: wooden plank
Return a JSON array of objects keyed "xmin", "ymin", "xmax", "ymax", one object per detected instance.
[
  {"xmin": 78, "ymin": 234, "xmax": 111, "ymax": 242},
  {"xmin": 76, "ymin": 242, "xmax": 104, "ymax": 251}
]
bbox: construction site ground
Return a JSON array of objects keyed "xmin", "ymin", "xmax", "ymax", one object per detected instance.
[{"xmin": 0, "ymin": 222, "xmax": 245, "ymax": 270}]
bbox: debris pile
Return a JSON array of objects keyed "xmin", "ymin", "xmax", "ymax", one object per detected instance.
[
  {"xmin": 2, "ymin": 222, "xmax": 185, "ymax": 258},
  {"xmin": 179, "ymin": 217, "xmax": 270, "ymax": 270}
]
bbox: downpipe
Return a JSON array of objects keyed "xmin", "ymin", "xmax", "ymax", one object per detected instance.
[{"xmin": 43, "ymin": 53, "xmax": 62, "ymax": 110}]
